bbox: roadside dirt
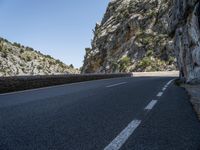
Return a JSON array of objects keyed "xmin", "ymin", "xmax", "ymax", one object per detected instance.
[{"xmin": 183, "ymin": 84, "xmax": 200, "ymax": 120}]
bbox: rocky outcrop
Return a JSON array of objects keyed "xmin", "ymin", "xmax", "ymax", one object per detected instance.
[
  {"xmin": 168, "ymin": 0, "xmax": 200, "ymax": 83},
  {"xmin": 0, "ymin": 38, "xmax": 79, "ymax": 76},
  {"xmin": 82, "ymin": 0, "xmax": 177, "ymax": 73}
]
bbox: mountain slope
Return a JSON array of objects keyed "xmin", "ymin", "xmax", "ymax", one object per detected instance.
[
  {"xmin": 0, "ymin": 38, "xmax": 79, "ymax": 76},
  {"xmin": 82, "ymin": 0, "xmax": 177, "ymax": 73}
]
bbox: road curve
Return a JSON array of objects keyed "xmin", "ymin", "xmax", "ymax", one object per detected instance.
[{"xmin": 0, "ymin": 76, "xmax": 199, "ymax": 150}]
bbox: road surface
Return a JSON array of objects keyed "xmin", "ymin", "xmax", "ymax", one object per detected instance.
[{"xmin": 0, "ymin": 76, "xmax": 200, "ymax": 150}]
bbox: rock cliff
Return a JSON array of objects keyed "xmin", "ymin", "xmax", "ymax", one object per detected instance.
[
  {"xmin": 82, "ymin": 0, "xmax": 177, "ymax": 73},
  {"xmin": 0, "ymin": 38, "xmax": 79, "ymax": 76},
  {"xmin": 169, "ymin": 0, "xmax": 200, "ymax": 83}
]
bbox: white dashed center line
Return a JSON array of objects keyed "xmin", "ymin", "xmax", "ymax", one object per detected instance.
[
  {"xmin": 104, "ymin": 120, "xmax": 141, "ymax": 150},
  {"xmin": 144, "ymin": 100, "xmax": 158, "ymax": 110},
  {"xmin": 157, "ymin": 92, "xmax": 163, "ymax": 97},
  {"xmin": 162, "ymin": 87, "xmax": 167, "ymax": 91},
  {"xmin": 106, "ymin": 82, "xmax": 127, "ymax": 88},
  {"xmin": 104, "ymin": 79, "xmax": 174, "ymax": 150},
  {"xmin": 166, "ymin": 79, "xmax": 174, "ymax": 86}
]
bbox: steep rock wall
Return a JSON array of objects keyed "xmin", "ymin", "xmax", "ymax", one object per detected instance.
[
  {"xmin": 82, "ymin": 0, "xmax": 177, "ymax": 73},
  {"xmin": 169, "ymin": 0, "xmax": 200, "ymax": 83}
]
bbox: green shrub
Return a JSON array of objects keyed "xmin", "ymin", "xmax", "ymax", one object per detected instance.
[
  {"xmin": 13, "ymin": 42, "xmax": 21, "ymax": 48},
  {"xmin": 146, "ymin": 50, "xmax": 154, "ymax": 57},
  {"xmin": 55, "ymin": 59, "xmax": 63, "ymax": 65},
  {"xmin": 1, "ymin": 51, "xmax": 7, "ymax": 58},
  {"xmin": 136, "ymin": 57, "xmax": 152, "ymax": 71},
  {"xmin": 20, "ymin": 49, "xmax": 24, "ymax": 53},
  {"xmin": 26, "ymin": 55, "xmax": 32, "ymax": 61},
  {"xmin": 168, "ymin": 56, "xmax": 175, "ymax": 65},
  {"xmin": 26, "ymin": 47, "xmax": 34, "ymax": 51},
  {"xmin": 119, "ymin": 56, "xmax": 131, "ymax": 72},
  {"xmin": 49, "ymin": 61, "xmax": 54, "ymax": 65},
  {"xmin": 139, "ymin": 57, "xmax": 152, "ymax": 67},
  {"xmin": 8, "ymin": 48, "xmax": 12, "ymax": 52},
  {"xmin": 37, "ymin": 66, "xmax": 43, "ymax": 70},
  {"xmin": 69, "ymin": 64, "xmax": 74, "ymax": 68}
]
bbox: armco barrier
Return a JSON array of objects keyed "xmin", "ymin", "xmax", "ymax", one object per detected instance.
[{"xmin": 0, "ymin": 73, "xmax": 132, "ymax": 94}]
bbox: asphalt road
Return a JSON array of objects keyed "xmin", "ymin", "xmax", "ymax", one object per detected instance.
[{"xmin": 0, "ymin": 76, "xmax": 200, "ymax": 150}]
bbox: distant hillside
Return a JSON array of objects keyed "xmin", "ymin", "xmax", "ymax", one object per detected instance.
[{"xmin": 0, "ymin": 37, "xmax": 79, "ymax": 76}]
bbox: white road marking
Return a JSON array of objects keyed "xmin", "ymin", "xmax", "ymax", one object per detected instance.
[
  {"xmin": 166, "ymin": 79, "xmax": 174, "ymax": 86},
  {"xmin": 104, "ymin": 79, "xmax": 175, "ymax": 150},
  {"xmin": 106, "ymin": 82, "xmax": 127, "ymax": 88},
  {"xmin": 162, "ymin": 87, "xmax": 167, "ymax": 91},
  {"xmin": 162, "ymin": 79, "xmax": 174, "ymax": 92},
  {"xmin": 144, "ymin": 100, "xmax": 158, "ymax": 110},
  {"xmin": 104, "ymin": 120, "xmax": 141, "ymax": 150},
  {"xmin": 157, "ymin": 92, "xmax": 163, "ymax": 97}
]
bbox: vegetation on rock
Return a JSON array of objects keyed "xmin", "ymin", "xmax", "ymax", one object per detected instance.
[
  {"xmin": 82, "ymin": 0, "xmax": 177, "ymax": 73},
  {"xmin": 0, "ymin": 37, "xmax": 79, "ymax": 76}
]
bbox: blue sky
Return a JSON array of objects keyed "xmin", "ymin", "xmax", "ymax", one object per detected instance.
[{"xmin": 0, "ymin": 0, "xmax": 110, "ymax": 68}]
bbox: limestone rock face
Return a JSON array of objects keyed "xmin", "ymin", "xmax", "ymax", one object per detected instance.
[
  {"xmin": 82, "ymin": 0, "xmax": 177, "ymax": 73},
  {"xmin": 169, "ymin": 0, "xmax": 200, "ymax": 83},
  {"xmin": 0, "ymin": 38, "xmax": 79, "ymax": 76}
]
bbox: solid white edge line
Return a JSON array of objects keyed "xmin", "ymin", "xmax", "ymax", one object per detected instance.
[
  {"xmin": 157, "ymin": 92, "xmax": 163, "ymax": 97},
  {"xmin": 106, "ymin": 82, "xmax": 127, "ymax": 88},
  {"xmin": 104, "ymin": 120, "xmax": 141, "ymax": 150},
  {"xmin": 144, "ymin": 100, "xmax": 158, "ymax": 110}
]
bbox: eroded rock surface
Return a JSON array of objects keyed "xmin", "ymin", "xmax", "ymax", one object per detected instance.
[
  {"xmin": 82, "ymin": 0, "xmax": 177, "ymax": 73},
  {"xmin": 169, "ymin": 0, "xmax": 200, "ymax": 83}
]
